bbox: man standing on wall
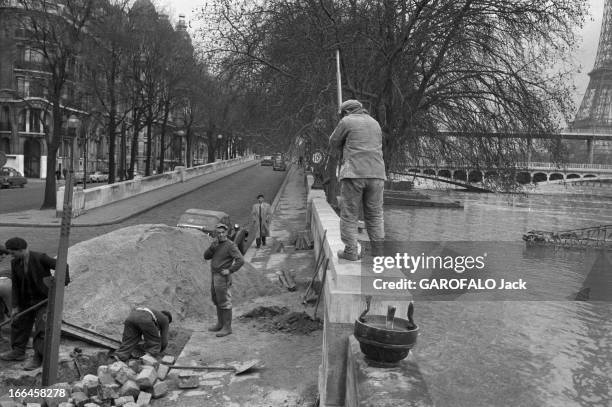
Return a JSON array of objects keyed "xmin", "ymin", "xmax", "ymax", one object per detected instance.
[{"xmin": 329, "ymin": 99, "xmax": 386, "ymax": 261}]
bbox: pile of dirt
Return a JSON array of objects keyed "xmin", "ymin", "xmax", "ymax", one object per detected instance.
[
  {"xmin": 64, "ymin": 224, "xmax": 279, "ymax": 336},
  {"xmin": 241, "ymin": 306, "xmax": 322, "ymax": 335}
]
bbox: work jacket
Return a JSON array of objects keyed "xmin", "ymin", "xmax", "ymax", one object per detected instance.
[
  {"xmin": 11, "ymin": 251, "xmax": 70, "ymax": 309},
  {"xmin": 329, "ymin": 111, "xmax": 386, "ymax": 181}
]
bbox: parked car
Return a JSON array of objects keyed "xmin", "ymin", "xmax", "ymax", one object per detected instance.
[
  {"xmin": 273, "ymin": 158, "xmax": 287, "ymax": 171},
  {"xmin": 261, "ymin": 156, "xmax": 273, "ymax": 166},
  {"xmin": 89, "ymin": 171, "xmax": 109, "ymax": 183},
  {"xmin": 73, "ymin": 171, "xmax": 85, "ymax": 184},
  {"xmin": 176, "ymin": 209, "xmax": 249, "ymax": 254},
  {"xmin": 0, "ymin": 167, "xmax": 27, "ymax": 188}
]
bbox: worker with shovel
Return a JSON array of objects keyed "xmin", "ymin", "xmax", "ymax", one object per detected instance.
[
  {"xmin": 0, "ymin": 237, "xmax": 70, "ymax": 370},
  {"xmin": 204, "ymin": 223, "xmax": 244, "ymax": 337}
]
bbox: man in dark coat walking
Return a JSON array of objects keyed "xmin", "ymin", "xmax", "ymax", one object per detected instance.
[
  {"xmin": 0, "ymin": 237, "xmax": 70, "ymax": 370},
  {"xmin": 204, "ymin": 223, "xmax": 244, "ymax": 337},
  {"xmin": 113, "ymin": 307, "xmax": 172, "ymax": 361}
]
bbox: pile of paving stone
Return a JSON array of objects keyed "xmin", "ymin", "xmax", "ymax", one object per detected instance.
[{"xmin": 3, "ymin": 354, "xmax": 176, "ymax": 407}]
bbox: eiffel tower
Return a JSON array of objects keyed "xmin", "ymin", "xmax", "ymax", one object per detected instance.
[{"xmin": 571, "ymin": 0, "xmax": 612, "ymax": 162}]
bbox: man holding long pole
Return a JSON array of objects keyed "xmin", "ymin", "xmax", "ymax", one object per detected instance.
[{"xmin": 329, "ymin": 51, "xmax": 386, "ymax": 261}]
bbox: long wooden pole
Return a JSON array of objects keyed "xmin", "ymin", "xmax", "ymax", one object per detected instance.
[
  {"xmin": 336, "ymin": 49, "xmax": 342, "ymax": 114},
  {"xmin": 42, "ymin": 167, "xmax": 73, "ymax": 385}
]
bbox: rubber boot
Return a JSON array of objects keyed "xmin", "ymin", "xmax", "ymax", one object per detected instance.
[
  {"xmin": 208, "ymin": 308, "xmax": 223, "ymax": 332},
  {"xmin": 215, "ymin": 309, "xmax": 232, "ymax": 337}
]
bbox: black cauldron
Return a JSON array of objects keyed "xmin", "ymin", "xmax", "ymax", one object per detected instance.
[{"xmin": 353, "ymin": 297, "xmax": 418, "ymax": 365}]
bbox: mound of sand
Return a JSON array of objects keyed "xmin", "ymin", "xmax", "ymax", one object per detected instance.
[{"xmin": 64, "ymin": 224, "xmax": 278, "ymax": 336}]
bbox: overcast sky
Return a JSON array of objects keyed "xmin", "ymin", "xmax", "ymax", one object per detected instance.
[{"xmin": 163, "ymin": 0, "xmax": 606, "ymax": 112}]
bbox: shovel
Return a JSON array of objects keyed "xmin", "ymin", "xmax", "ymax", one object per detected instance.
[{"xmin": 169, "ymin": 359, "xmax": 263, "ymax": 375}]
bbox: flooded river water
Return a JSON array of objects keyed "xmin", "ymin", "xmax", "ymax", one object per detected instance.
[{"xmin": 384, "ymin": 191, "xmax": 612, "ymax": 407}]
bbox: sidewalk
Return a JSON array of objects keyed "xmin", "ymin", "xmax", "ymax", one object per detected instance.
[
  {"xmin": 0, "ymin": 161, "xmax": 257, "ymax": 228},
  {"xmin": 162, "ymin": 165, "xmax": 322, "ymax": 407}
]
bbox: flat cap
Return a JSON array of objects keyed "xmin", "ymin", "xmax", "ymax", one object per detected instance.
[
  {"xmin": 340, "ymin": 99, "xmax": 363, "ymax": 114},
  {"xmin": 215, "ymin": 223, "xmax": 229, "ymax": 231},
  {"xmin": 5, "ymin": 237, "xmax": 27, "ymax": 250}
]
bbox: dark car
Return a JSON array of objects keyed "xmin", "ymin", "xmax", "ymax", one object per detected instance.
[
  {"xmin": 273, "ymin": 158, "xmax": 287, "ymax": 171},
  {"xmin": 261, "ymin": 156, "xmax": 273, "ymax": 166},
  {"xmin": 176, "ymin": 209, "xmax": 249, "ymax": 254},
  {"xmin": 0, "ymin": 167, "xmax": 27, "ymax": 188}
]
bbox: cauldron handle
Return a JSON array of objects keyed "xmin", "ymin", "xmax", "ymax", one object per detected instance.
[
  {"xmin": 407, "ymin": 301, "xmax": 416, "ymax": 329},
  {"xmin": 358, "ymin": 295, "xmax": 372, "ymax": 322}
]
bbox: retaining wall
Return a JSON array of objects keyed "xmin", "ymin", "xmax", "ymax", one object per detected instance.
[
  {"xmin": 307, "ymin": 176, "xmax": 416, "ymax": 406},
  {"xmin": 57, "ymin": 157, "xmax": 254, "ymax": 217}
]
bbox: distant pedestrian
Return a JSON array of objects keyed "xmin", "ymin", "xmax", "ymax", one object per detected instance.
[
  {"xmin": 329, "ymin": 99, "xmax": 386, "ymax": 261},
  {"xmin": 0, "ymin": 237, "xmax": 70, "ymax": 370},
  {"xmin": 62, "ymin": 168, "xmax": 67, "ymax": 180},
  {"xmin": 298, "ymin": 156, "xmax": 304, "ymax": 167},
  {"xmin": 251, "ymin": 193, "xmax": 272, "ymax": 248},
  {"xmin": 113, "ymin": 307, "xmax": 172, "ymax": 361},
  {"xmin": 203, "ymin": 223, "xmax": 244, "ymax": 337},
  {"xmin": 55, "ymin": 169, "xmax": 61, "ymax": 181}
]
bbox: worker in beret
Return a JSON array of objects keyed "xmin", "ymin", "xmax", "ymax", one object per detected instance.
[
  {"xmin": 0, "ymin": 237, "xmax": 70, "ymax": 370},
  {"xmin": 203, "ymin": 223, "xmax": 244, "ymax": 337},
  {"xmin": 251, "ymin": 193, "xmax": 272, "ymax": 248}
]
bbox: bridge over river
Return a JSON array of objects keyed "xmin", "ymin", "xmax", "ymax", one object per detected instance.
[{"xmin": 393, "ymin": 162, "xmax": 612, "ymax": 192}]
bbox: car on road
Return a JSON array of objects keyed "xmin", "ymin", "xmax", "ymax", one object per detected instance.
[
  {"xmin": 89, "ymin": 171, "xmax": 109, "ymax": 183},
  {"xmin": 272, "ymin": 158, "xmax": 287, "ymax": 171},
  {"xmin": 0, "ymin": 167, "xmax": 27, "ymax": 188},
  {"xmin": 261, "ymin": 156, "xmax": 273, "ymax": 166},
  {"xmin": 176, "ymin": 209, "xmax": 249, "ymax": 254}
]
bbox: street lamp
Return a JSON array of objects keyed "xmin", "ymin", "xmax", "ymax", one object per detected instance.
[
  {"xmin": 66, "ymin": 115, "xmax": 80, "ymax": 181},
  {"xmin": 177, "ymin": 129, "xmax": 186, "ymax": 166},
  {"xmin": 217, "ymin": 134, "xmax": 223, "ymax": 160}
]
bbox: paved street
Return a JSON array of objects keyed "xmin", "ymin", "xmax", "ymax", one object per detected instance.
[
  {"xmin": 0, "ymin": 165, "xmax": 286, "ymax": 257},
  {"xmin": 0, "ymin": 179, "xmax": 46, "ymax": 213}
]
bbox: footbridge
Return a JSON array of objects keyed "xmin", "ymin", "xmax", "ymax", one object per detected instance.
[{"xmin": 393, "ymin": 162, "xmax": 612, "ymax": 190}]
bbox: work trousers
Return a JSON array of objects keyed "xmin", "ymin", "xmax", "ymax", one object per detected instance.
[
  {"xmin": 340, "ymin": 178, "xmax": 385, "ymax": 253},
  {"xmin": 211, "ymin": 273, "xmax": 232, "ymax": 309},
  {"xmin": 10, "ymin": 304, "xmax": 46, "ymax": 357},
  {"xmin": 114, "ymin": 310, "xmax": 161, "ymax": 360}
]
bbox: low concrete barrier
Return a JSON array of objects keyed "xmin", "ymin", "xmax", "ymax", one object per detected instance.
[
  {"xmin": 57, "ymin": 156, "xmax": 254, "ymax": 218},
  {"xmin": 307, "ymin": 177, "xmax": 415, "ymax": 407}
]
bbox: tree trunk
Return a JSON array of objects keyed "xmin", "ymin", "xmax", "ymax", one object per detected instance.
[
  {"xmin": 108, "ymin": 112, "xmax": 116, "ymax": 184},
  {"xmin": 41, "ymin": 101, "xmax": 62, "ymax": 209},
  {"xmin": 145, "ymin": 120, "xmax": 152, "ymax": 176}
]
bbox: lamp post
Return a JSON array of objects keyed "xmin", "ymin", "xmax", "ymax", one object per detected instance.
[
  {"xmin": 217, "ymin": 134, "xmax": 223, "ymax": 160},
  {"xmin": 177, "ymin": 129, "xmax": 186, "ymax": 166},
  {"xmin": 66, "ymin": 115, "xmax": 80, "ymax": 180}
]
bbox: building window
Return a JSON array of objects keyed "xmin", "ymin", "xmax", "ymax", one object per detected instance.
[
  {"xmin": 18, "ymin": 110, "xmax": 26, "ymax": 132},
  {"xmin": 17, "ymin": 77, "xmax": 29, "ymax": 97},
  {"xmin": 0, "ymin": 137, "xmax": 9, "ymax": 154},
  {"xmin": 29, "ymin": 109, "xmax": 42, "ymax": 133},
  {"xmin": 0, "ymin": 107, "xmax": 11, "ymax": 132}
]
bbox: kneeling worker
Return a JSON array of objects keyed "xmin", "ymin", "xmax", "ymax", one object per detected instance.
[
  {"xmin": 204, "ymin": 223, "xmax": 244, "ymax": 337},
  {"xmin": 113, "ymin": 307, "xmax": 172, "ymax": 361}
]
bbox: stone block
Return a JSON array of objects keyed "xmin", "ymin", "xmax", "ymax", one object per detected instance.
[
  {"xmin": 140, "ymin": 354, "xmax": 159, "ymax": 369},
  {"xmin": 0, "ymin": 399, "xmax": 21, "ymax": 407},
  {"xmin": 44, "ymin": 382, "xmax": 71, "ymax": 407},
  {"xmin": 123, "ymin": 403, "xmax": 139, "ymax": 407},
  {"xmin": 114, "ymin": 366, "xmax": 134, "ymax": 384},
  {"xmin": 58, "ymin": 403, "xmax": 75, "ymax": 407},
  {"xmin": 160, "ymin": 355, "xmax": 175, "ymax": 365},
  {"xmin": 109, "ymin": 360, "xmax": 129, "ymax": 376},
  {"xmin": 118, "ymin": 380, "xmax": 140, "ymax": 399},
  {"xmin": 97, "ymin": 365, "xmax": 115, "ymax": 386},
  {"xmin": 177, "ymin": 375, "xmax": 199, "ymax": 389},
  {"xmin": 157, "ymin": 364, "xmax": 170, "ymax": 381},
  {"xmin": 71, "ymin": 381, "xmax": 85, "ymax": 394},
  {"xmin": 128, "ymin": 360, "xmax": 142, "ymax": 373},
  {"xmin": 89, "ymin": 396, "xmax": 102, "ymax": 405},
  {"xmin": 99, "ymin": 383, "xmax": 120, "ymax": 400},
  {"xmin": 83, "ymin": 404, "xmax": 99, "ymax": 407},
  {"xmin": 69, "ymin": 392, "xmax": 88, "ymax": 407},
  {"xmin": 135, "ymin": 391, "xmax": 152, "ymax": 406},
  {"xmin": 113, "ymin": 396, "xmax": 135, "ymax": 406},
  {"xmin": 81, "ymin": 374, "xmax": 100, "ymax": 397},
  {"xmin": 135, "ymin": 366, "xmax": 157, "ymax": 389},
  {"xmin": 151, "ymin": 380, "xmax": 168, "ymax": 398},
  {"xmin": 25, "ymin": 404, "xmax": 41, "ymax": 407}
]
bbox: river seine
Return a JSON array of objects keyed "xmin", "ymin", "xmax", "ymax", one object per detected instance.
[{"xmin": 384, "ymin": 190, "xmax": 612, "ymax": 407}]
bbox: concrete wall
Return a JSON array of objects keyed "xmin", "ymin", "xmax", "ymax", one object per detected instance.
[
  {"xmin": 57, "ymin": 156, "xmax": 254, "ymax": 217},
  {"xmin": 307, "ymin": 176, "xmax": 414, "ymax": 407}
]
